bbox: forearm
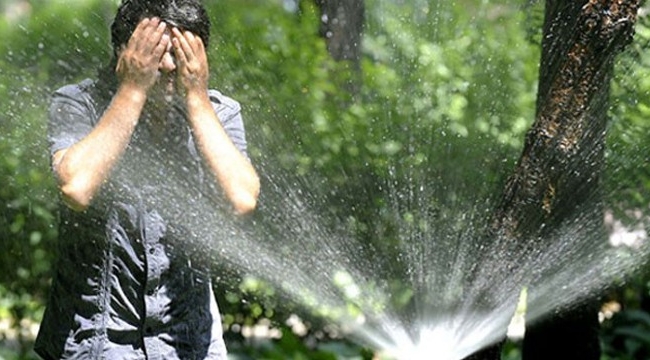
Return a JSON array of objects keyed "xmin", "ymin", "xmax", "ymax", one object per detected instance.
[
  {"xmin": 186, "ymin": 91, "xmax": 260, "ymax": 214},
  {"xmin": 55, "ymin": 85, "xmax": 146, "ymax": 210}
]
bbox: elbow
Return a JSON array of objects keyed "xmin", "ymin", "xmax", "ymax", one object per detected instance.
[
  {"xmin": 231, "ymin": 177, "xmax": 260, "ymax": 216},
  {"xmin": 52, "ymin": 151, "xmax": 93, "ymax": 211},
  {"xmin": 59, "ymin": 177, "xmax": 95, "ymax": 212},
  {"xmin": 232, "ymin": 195, "xmax": 258, "ymax": 215}
]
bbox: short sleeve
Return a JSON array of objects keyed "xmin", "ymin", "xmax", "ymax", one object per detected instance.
[
  {"xmin": 208, "ymin": 89, "xmax": 248, "ymax": 158},
  {"xmin": 48, "ymin": 80, "xmax": 98, "ymax": 157}
]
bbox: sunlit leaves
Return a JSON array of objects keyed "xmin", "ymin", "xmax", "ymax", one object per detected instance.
[
  {"xmin": 606, "ymin": 7, "xmax": 650, "ymax": 215},
  {"xmin": 2, "ymin": 0, "xmax": 650, "ymax": 357}
]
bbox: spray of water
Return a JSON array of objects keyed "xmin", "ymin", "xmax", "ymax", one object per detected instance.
[
  {"xmin": 100, "ymin": 133, "xmax": 650, "ymax": 360},
  {"xmin": 8, "ymin": 1, "xmax": 650, "ymax": 359}
]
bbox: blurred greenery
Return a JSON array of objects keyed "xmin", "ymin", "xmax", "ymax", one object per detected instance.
[{"xmin": 1, "ymin": 0, "xmax": 650, "ymax": 359}]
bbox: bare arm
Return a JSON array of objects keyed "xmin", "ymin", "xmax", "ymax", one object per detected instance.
[
  {"xmin": 54, "ymin": 85, "xmax": 145, "ymax": 211},
  {"xmin": 54, "ymin": 18, "xmax": 169, "ymax": 210},
  {"xmin": 172, "ymin": 28, "xmax": 260, "ymax": 215}
]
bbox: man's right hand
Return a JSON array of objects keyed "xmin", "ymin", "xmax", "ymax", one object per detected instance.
[{"xmin": 115, "ymin": 17, "xmax": 169, "ymax": 93}]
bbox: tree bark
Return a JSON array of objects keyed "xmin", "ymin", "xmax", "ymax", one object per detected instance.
[
  {"xmin": 313, "ymin": 0, "xmax": 365, "ymax": 95},
  {"xmin": 314, "ymin": 0, "xmax": 364, "ymax": 67},
  {"xmin": 466, "ymin": 1, "xmax": 639, "ymax": 359}
]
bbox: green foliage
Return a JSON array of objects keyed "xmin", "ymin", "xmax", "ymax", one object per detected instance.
[
  {"xmin": 607, "ymin": 9, "xmax": 650, "ymax": 218},
  {"xmin": 227, "ymin": 326, "xmax": 374, "ymax": 360},
  {"xmin": 2, "ymin": 0, "xmax": 650, "ymax": 358},
  {"xmin": 601, "ymin": 309, "xmax": 650, "ymax": 360},
  {"xmin": 0, "ymin": 1, "xmax": 115, "ymax": 357}
]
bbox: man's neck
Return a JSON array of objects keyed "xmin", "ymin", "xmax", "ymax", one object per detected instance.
[{"xmin": 142, "ymin": 100, "xmax": 186, "ymax": 141}]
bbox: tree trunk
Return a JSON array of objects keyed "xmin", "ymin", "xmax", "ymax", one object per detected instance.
[
  {"xmin": 466, "ymin": 1, "xmax": 639, "ymax": 359},
  {"xmin": 313, "ymin": 0, "xmax": 365, "ymax": 94},
  {"xmin": 314, "ymin": 0, "xmax": 364, "ymax": 66}
]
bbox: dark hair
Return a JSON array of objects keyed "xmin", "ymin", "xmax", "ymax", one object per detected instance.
[
  {"xmin": 95, "ymin": 0, "xmax": 211, "ymax": 101},
  {"xmin": 111, "ymin": 0, "xmax": 211, "ymax": 54}
]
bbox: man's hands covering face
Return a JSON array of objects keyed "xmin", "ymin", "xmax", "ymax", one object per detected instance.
[
  {"xmin": 115, "ymin": 17, "xmax": 209, "ymax": 97},
  {"xmin": 116, "ymin": 18, "xmax": 169, "ymax": 93},
  {"xmin": 172, "ymin": 27, "xmax": 209, "ymax": 97}
]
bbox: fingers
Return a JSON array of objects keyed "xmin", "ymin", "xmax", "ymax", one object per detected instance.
[
  {"xmin": 171, "ymin": 28, "xmax": 206, "ymax": 64},
  {"xmin": 144, "ymin": 19, "xmax": 168, "ymax": 56},
  {"xmin": 171, "ymin": 28, "xmax": 191, "ymax": 64},
  {"xmin": 170, "ymin": 28, "xmax": 209, "ymax": 93},
  {"xmin": 128, "ymin": 17, "xmax": 151, "ymax": 48},
  {"xmin": 116, "ymin": 18, "xmax": 172, "ymax": 90},
  {"xmin": 128, "ymin": 18, "xmax": 168, "ymax": 57},
  {"xmin": 171, "ymin": 28, "xmax": 188, "ymax": 64},
  {"xmin": 153, "ymin": 32, "xmax": 171, "ymax": 60}
]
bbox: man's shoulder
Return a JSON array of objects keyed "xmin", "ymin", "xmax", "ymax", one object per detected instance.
[
  {"xmin": 49, "ymin": 79, "xmax": 104, "ymax": 122},
  {"xmin": 53, "ymin": 79, "xmax": 96, "ymax": 101},
  {"xmin": 207, "ymin": 89, "xmax": 241, "ymax": 112}
]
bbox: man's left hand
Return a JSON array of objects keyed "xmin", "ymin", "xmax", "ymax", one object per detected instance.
[{"xmin": 172, "ymin": 28, "xmax": 210, "ymax": 97}]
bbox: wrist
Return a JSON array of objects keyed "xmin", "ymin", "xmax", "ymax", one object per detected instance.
[
  {"xmin": 116, "ymin": 83, "xmax": 148, "ymax": 105},
  {"xmin": 185, "ymin": 88, "xmax": 210, "ymax": 108}
]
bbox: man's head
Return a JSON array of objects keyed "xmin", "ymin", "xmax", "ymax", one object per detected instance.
[
  {"xmin": 110, "ymin": 0, "xmax": 210, "ymax": 59},
  {"xmin": 106, "ymin": 0, "xmax": 211, "ymax": 107}
]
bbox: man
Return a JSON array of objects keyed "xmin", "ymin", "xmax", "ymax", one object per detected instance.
[{"xmin": 34, "ymin": 0, "xmax": 260, "ymax": 359}]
